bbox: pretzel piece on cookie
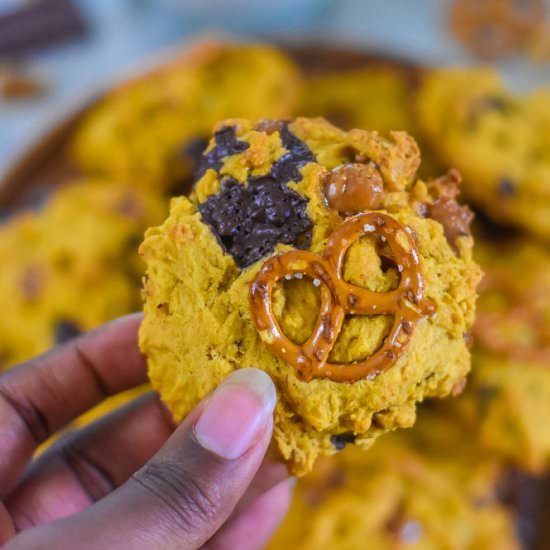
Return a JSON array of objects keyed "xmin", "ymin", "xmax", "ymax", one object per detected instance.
[{"xmin": 249, "ymin": 213, "xmax": 435, "ymax": 383}]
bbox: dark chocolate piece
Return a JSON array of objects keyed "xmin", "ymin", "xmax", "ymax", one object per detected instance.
[
  {"xmin": 54, "ymin": 319, "xmax": 82, "ymax": 345},
  {"xmin": 330, "ymin": 432, "xmax": 356, "ymax": 450},
  {"xmin": 0, "ymin": 0, "xmax": 87, "ymax": 56},
  {"xmin": 183, "ymin": 137, "xmax": 209, "ymax": 174},
  {"xmin": 199, "ymin": 122, "xmax": 316, "ymax": 268},
  {"xmin": 196, "ymin": 126, "xmax": 249, "ymax": 179},
  {"xmin": 199, "ymin": 177, "xmax": 312, "ymax": 268},
  {"xmin": 467, "ymin": 95, "xmax": 513, "ymax": 128},
  {"xmin": 498, "ymin": 178, "xmax": 517, "ymax": 197},
  {"xmin": 270, "ymin": 123, "xmax": 316, "ymax": 183}
]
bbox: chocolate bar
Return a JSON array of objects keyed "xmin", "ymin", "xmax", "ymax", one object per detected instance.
[{"xmin": 0, "ymin": 0, "xmax": 87, "ymax": 56}]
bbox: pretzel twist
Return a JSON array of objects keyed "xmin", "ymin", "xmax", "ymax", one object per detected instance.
[{"xmin": 250, "ymin": 213, "xmax": 435, "ymax": 383}]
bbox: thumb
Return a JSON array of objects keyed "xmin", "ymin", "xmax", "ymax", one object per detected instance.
[{"xmin": 9, "ymin": 368, "xmax": 277, "ymax": 550}]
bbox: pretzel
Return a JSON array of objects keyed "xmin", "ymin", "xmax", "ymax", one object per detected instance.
[{"xmin": 249, "ymin": 213, "xmax": 435, "ymax": 383}]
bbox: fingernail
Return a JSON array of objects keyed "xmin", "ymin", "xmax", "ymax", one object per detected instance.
[{"xmin": 194, "ymin": 368, "xmax": 277, "ymax": 460}]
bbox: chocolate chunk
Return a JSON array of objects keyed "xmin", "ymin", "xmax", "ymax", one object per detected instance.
[
  {"xmin": 478, "ymin": 384, "xmax": 498, "ymax": 399},
  {"xmin": 270, "ymin": 123, "xmax": 316, "ymax": 183},
  {"xmin": 199, "ymin": 122, "xmax": 316, "ymax": 267},
  {"xmin": 467, "ymin": 95, "xmax": 513, "ymax": 127},
  {"xmin": 54, "ymin": 319, "xmax": 82, "ymax": 345},
  {"xmin": 498, "ymin": 178, "xmax": 516, "ymax": 197},
  {"xmin": 330, "ymin": 432, "xmax": 356, "ymax": 450},
  {"xmin": 199, "ymin": 177, "xmax": 312, "ymax": 268},
  {"xmin": 116, "ymin": 194, "xmax": 144, "ymax": 219},
  {"xmin": 0, "ymin": 0, "xmax": 87, "ymax": 56},
  {"xmin": 496, "ymin": 469, "xmax": 548, "ymax": 550},
  {"xmin": 479, "ymin": 96, "xmax": 512, "ymax": 113},
  {"xmin": 196, "ymin": 126, "xmax": 249, "ymax": 180},
  {"xmin": 182, "ymin": 137, "xmax": 209, "ymax": 172}
]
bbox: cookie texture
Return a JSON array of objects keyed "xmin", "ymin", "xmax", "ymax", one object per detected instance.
[
  {"xmin": 301, "ymin": 66, "xmax": 442, "ymax": 179},
  {"xmin": 268, "ymin": 410, "xmax": 519, "ymax": 550},
  {"xmin": 72, "ymin": 42, "xmax": 303, "ymax": 192},
  {"xmin": 416, "ymin": 68, "xmax": 550, "ymax": 240},
  {"xmin": 0, "ymin": 181, "xmax": 164, "ymax": 369},
  {"xmin": 139, "ymin": 117, "xmax": 481, "ymax": 475},
  {"xmin": 452, "ymin": 237, "xmax": 550, "ymax": 473},
  {"xmin": 302, "ymin": 67, "xmax": 416, "ymax": 135}
]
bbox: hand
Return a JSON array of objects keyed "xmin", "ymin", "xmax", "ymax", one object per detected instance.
[{"xmin": 0, "ymin": 314, "xmax": 293, "ymax": 549}]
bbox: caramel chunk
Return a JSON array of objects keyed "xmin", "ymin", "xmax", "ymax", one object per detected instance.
[{"xmin": 323, "ymin": 163, "xmax": 384, "ymax": 216}]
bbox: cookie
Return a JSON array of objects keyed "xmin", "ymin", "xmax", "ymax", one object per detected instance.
[
  {"xmin": 416, "ymin": 68, "xmax": 550, "ymax": 241},
  {"xmin": 72, "ymin": 41, "xmax": 303, "ymax": 193},
  {"xmin": 268, "ymin": 410, "xmax": 519, "ymax": 550},
  {"xmin": 139, "ymin": 117, "xmax": 481, "ymax": 475},
  {"xmin": 452, "ymin": 237, "xmax": 550, "ymax": 473},
  {"xmin": 303, "ymin": 67, "xmax": 415, "ymax": 135},
  {"xmin": 449, "ymin": 0, "xmax": 544, "ymax": 59},
  {"xmin": 303, "ymin": 67, "xmax": 441, "ymax": 180},
  {"xmin": 0, "ymin": 181, "xmax": 164, "ymax": 369}
]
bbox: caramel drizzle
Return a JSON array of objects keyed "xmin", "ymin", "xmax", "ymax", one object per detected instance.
[{"xmin": 249, "ymin": 213, "xmax": 435, "ymax": 383}]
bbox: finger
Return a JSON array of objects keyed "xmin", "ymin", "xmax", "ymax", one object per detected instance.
[
  {"xmin": 6, "ymin": 393, "xmax": 174, "ymax": 529},
  {"xmin": 228, "ymin": 459, "xmax": 288, "ymax": 516},
  {"xmin": 0, "ymin": 313, "xmax": 145, "ymax": 496},
  {"xmin": 0, "ymin": 504, "xmax": 16, "ymax": 545},
  {"xmin": 7, "ymin": 368, "xmax": 277, "ymax": 550},
  {"xmin": 204, "ymin": 478, "xmax": 294, "ymax": 550}
]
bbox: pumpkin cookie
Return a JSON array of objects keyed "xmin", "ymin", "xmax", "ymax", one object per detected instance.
[
  {"xmin": 0, "ymin": 181, "xmax": 164, "ymax": 369},
  {"xmin": 416, "ymin": 68, "xmax": 550, "ymax": 241},
  {"xmin": 268, "ymin": 410, "xmax": 519, "ymax": 550},
  {"xmin": 72, "ymin": 42, "xmax": 303, "ymax": 193},
  {"xmin": 453, "ymin": 237, "xmax": 550, "ymax": 472},
  {"xmin": 303, "ymin": 67, "xmax": 415, "ymax": 135},
  {"xmin": 139, "ymin": 117, "xmax": 481, "ymax": 475}
]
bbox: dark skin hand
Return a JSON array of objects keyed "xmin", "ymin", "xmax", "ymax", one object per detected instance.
[{"xmin": 0, "ymin": 314, "xmax": 293, "ymax": 549}]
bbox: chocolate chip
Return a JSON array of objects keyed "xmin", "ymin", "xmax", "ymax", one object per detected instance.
[
  {"xmin": 182, "ymin": 136, "xmax": 209, "ymax": 169},
  {"xmin": 199, "ymin": 177, "xmax": 312, "ymax": 268},
  {"xmin": 478, "ymin": 384, "xmax": 499, "ymax": 402},
  {"xmin": 498, "ymin": 178, "xmax": 516, "ymax": 197},
  {"xmin": 116, "ymin": 194, "xmax": 144, "ymax": 219},
  {"xmin": 270, "ymin": 123, "xmax": 316, "ymax": 183},
  {"xmin": 479, "ymin": 96, "xmax": 512, "ymax": 113},
  {"xmin": 330, "ymin": 432, "xmax": 356, "ymax": 450},
  {"xmin": 196, "ymin": 126, "xmax": 249, "ymax": 180},
  {"xmin": 467, "ymin": 95, "xmax": 512, "ymax": 128},
  {"xmin": 54, "ymin": 319, "xmax": 82, "ymax": 345}
]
